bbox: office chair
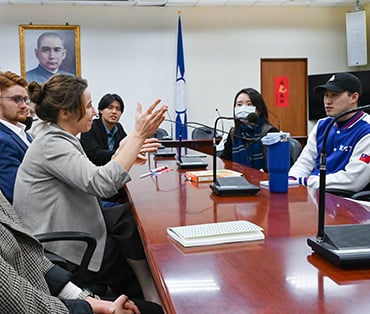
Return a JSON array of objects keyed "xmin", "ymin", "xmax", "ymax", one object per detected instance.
[
  {"xmin": 326, "ymin": 182, "xmax": 370, "ymax": 202},
  {"xmin": 151, "ymin": 128, "xmax": 169, "ymax": 140},
  {"xmin": 289, "ymin": 138, "xmax": 302, "ymax": 166},
  {"xmin": 35, "ymin": 231, "xmax": 97, "ymax": 286},
  {"xmin": 191, "ymin": 126, "xmax": 214, "ymax": 140},
  {"xmin": 36, "ymin": 231, "xmax": 142, "ymax": 299}
]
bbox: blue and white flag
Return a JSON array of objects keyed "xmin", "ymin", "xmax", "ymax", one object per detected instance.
[{"xmin": 175, "ymin": 15, "xmax": 187, "ymax": 140}]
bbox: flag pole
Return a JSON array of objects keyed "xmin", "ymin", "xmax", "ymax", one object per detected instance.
[{"xmin": 175, "ymin": 11, "xmax": 187, "ymax": 140}]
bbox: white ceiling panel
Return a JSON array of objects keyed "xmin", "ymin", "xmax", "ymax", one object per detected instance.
[{"xmin": 0, "ymin": 0, "xmax": 369, "ymax": 6}]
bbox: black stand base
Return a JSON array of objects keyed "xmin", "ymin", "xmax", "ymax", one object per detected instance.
[
  {"xmin": 210, "ymin": 176, "xmax": 260, "ymax": 196},
  {"xmin": 177, "ymin": 157, "xmax": 208, "ymax": 169},
  {"xmin": 307, "ymin": 224, "xmax": 370, "ymax": 268}
]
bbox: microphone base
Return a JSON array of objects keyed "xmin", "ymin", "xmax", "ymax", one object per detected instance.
[
  {"xmin": 307, "ymin": 224, "xmax": 370, "ymax": 268},
  {"xmin": 177, "ymin": 158, "xmax": 208, "ymax": 169},
  {"xmin": 154, "ymin": 148, "xmax": 176, "ymax": 158},
  {"xmin": 210, "ymin": 176, "xmax": 260, "ymax": 196}
]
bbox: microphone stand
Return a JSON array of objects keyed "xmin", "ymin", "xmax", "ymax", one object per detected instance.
[
  {"xmin": 174, "ymin": 120, "xmax": 208, "ymax": 169},
  {"xmin": 308, "ymin": 104, "xmax": 370, "ymax": 268},
  {"xmin": 215, "ymin": 108, "xmax": 225, "ymax": 135},
  {"xmin": 210, "ymin": 116, "xmax": 260, "ymax": 196},
  {"xmin": 212, "ymin": 116, "xmax": 228, "ymax": 184}
]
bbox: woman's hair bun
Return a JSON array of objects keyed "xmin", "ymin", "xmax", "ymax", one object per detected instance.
[{"xmin": 28, "ymin": 81, "xmax": 44, "ymax": 104}]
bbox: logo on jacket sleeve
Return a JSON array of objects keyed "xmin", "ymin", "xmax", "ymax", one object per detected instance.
[{"xmin": 359, "ymin": 153, "xmax": 370, "ymax": 164}]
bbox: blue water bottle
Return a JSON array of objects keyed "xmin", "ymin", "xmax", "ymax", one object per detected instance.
[{"xmin": 265, "ymin": 133, "xmax": 290, "ymax": 193}]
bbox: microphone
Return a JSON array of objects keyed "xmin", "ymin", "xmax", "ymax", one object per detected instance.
[
  {"xmin": 215, "ymin": 108, "xmax": 225, "ymax": 134},
  {"xmin": 210, "ymin": 116, "xmax": 260, "ymax": 196},
  {"xmin": 173, "ymin": 119, "xmax": 209, "ymax": 169},
  {"xmin": 152, "ymin": 111, "xmax": 176, "ymax": 157},
  {"xmin": 246, "ymin": 112, "xmax": 258, "ymax": 124},
  {"xmin": 307, "ymin": 104, "xmax": 370, "ymax": 268},
  {"xmin": 231, "ymin": 112, "xmax": 260, "ymax": 145},
  {"xmin": 165, "ymin": 111, "xmax": 175, "ymax": 140},
  {"xmin": 165, "ymin": 119, "xmax": 225, "ymax": 138},
  {"xmin": 165, "ymin": 118, "xmax": 262, "ymax": 147}
]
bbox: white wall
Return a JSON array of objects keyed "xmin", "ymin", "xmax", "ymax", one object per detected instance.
[{"xmin": 1, "ymin": 4, "xmax": 369, "ymax": 134}]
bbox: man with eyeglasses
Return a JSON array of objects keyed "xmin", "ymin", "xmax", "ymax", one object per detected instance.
[
  {"xmin": 26, "ymin": 32, "xmax": 74, "ymax": 83},
  {"xmin": 0, "ymin": 71, "xmax": 32, "ymax": 203}
]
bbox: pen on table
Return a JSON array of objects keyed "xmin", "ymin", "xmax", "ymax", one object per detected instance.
[
  {"xmin": 140, "ymin": 165, "xmax": 169, "ymax": 178},
  {"xmin": 184, "ymin": 154, "xmax": 207, "ymax": 158}
]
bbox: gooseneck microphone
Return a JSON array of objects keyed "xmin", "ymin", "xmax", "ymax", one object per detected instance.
[
  {"xmin": 210, "ymin": 116, "xmax": 260, "ymax": 196},
  {"xmin": 215, "ymin": 108, "xmax": 225, "ymax": 135},
  {"xmin": 169, "ymin": 119, "xmax": 209, "ymax": 169},
  {"xmin": 166, "ymin": 111, "xmax": 175, "ymax": 140},
  {"xmin": 246, "ymin": 112, "xmax": 258, "ymax": 124},
  {"xmin": 165, "ymin": 119, "xmax": 223, "ymax": 138},
  {"xmin": 307, "ymin": 104, "xmax": 370, "ymax": 268}
]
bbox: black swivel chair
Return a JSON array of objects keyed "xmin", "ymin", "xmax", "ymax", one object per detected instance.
[
  {"xmin": 191, "ymin": 126, "xmax": 214, "ymax": 140},
  {"xmin": 326, "ymin": 182, "xmax": 370, "ymax": 201},
  {"xmin": 289, "ymin": 138, "xmax": 302, "ymax": 166},
  {"xmin": 35, "ymin": 231, "xmax": 96, "ymax": 286},
  {"xmin": 151, "ymin": 128, "xmax": 170, "ymax": 140},
  {"xmin": 36, "ymin": 231, "xmax": 142, "ymax": 299}
]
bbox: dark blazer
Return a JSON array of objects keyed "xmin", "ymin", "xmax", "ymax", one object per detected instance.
[
  {"xmin": 0, "ymin": 122, "xmax": 31, "ymax": 203},
  {"xmin": 80, "ymin": 118, "xmax": 127, "ymax": 166}
]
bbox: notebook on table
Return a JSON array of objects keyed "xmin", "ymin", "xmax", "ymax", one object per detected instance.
[{"xmin": 167, "ymin": 220, "xmax": 264, "ymax": 247}]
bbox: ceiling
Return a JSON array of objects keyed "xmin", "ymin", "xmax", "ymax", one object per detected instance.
[{"xmin": 0, "ymin": 0, "xmax": 369, "ymax": 7}]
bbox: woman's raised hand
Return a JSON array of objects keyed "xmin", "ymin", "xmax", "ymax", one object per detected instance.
[{"xmin": 135, "ymin": 99, "xmax": 168, "ymax": 139}]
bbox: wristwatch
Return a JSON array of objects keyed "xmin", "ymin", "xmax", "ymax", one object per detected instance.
[{"xmin": 78, "ymin": 289, "xmax": 101, "ymax": 300}]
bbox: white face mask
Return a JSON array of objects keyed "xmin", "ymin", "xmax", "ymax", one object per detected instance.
[{"xmin": 234, "ymin": 106, "xmax": 256, "ymax": 119}]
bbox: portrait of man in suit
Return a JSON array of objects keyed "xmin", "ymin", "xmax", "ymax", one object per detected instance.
[{"xmin": 20, "ymin": 25, "xmax": 80, "ymax": 83}]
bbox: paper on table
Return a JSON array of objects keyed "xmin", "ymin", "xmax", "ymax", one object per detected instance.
[
  {"xmin": 260, "ymin": 179, "xmax": 299, "ymax": 188},
  {"xmin": 167, "ymin": 220, "xmax": 264, "ymax": 247}
]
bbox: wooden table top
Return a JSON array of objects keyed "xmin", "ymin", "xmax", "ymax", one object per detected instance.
[{"xmin": 126, "ymin": 153, "xmax": 370, "ymax": 314}]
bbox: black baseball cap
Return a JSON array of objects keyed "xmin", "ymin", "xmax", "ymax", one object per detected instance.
[{"xmin": 314, "ymin": 72, "xmax": 362, "ymax": 96}]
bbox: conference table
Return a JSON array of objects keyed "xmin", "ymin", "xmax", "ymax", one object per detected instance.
[{"xmin": 126, "ymin": 150, "xmax": 370, "ymax": 314}]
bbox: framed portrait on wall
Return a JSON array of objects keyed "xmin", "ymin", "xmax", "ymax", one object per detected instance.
[{"xmin": 19, "ymin": 24, "xmax": 80, "ymax": 83}]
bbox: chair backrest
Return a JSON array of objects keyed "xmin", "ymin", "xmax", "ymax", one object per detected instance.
[
  {"xmin": 289, "ymin": 138, "xmax": 302, "ymax": 166},
  {"xmin": 152, "ymin": 128, "xmax": 169, "ymax": 139},
  {"xmin": 191, "ymin": 127, "xmax": 214, "ymax": 140},
  {"xmin": 327, "ymin": 181, "xmax": 370, "ymax": 201}
]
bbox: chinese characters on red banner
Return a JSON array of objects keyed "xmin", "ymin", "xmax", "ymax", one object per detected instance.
[{"xmin": 275, "ymin": 76, "xmax": 289, "ymax": 108}]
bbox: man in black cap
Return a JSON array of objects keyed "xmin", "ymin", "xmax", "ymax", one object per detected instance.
[{"xmin": 289, "ymin": 72, "xmax": 370, "ymax": 192}]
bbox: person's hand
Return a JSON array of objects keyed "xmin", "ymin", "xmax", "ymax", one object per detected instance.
[
  {"xmin": 116, "ymin": 137, "xmax": 160, "ymax": 165},
  {"xmin": 85, "ymin": 294, "xmax": 140, "ymax": 314},
  {"xmin": 111, "ymin": 295, "xmax": 140, "ymax": 314},
  {"xmin": 135, "ymin": 99, "xmax": 168, "ymax": 139},
  {"xmin": 139, "ymin": 138, "xmax": 161, "ymax": 154},
  {"xmin": 134, "ymin": 138, "xmax": 161, "ymax": 165}
]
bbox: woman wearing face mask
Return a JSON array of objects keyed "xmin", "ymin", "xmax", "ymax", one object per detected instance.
[{"xmin": 219, "ymin": 88, "xmax": 278, "ymax": 171}]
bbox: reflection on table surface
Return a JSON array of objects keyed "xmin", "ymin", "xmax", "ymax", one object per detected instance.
[{"xmin": 126, "ymin": 152, "xmax": 370, "ymax": 314}]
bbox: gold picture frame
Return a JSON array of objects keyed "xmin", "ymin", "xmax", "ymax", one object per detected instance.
[{"xmin": 19, "ymin": 24, "xmax": 80, "ymax": 83}]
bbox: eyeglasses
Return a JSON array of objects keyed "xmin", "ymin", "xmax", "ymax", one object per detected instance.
[{"xmin": 0, "ymin": 95, "xmax": 30, "ymax": 105}]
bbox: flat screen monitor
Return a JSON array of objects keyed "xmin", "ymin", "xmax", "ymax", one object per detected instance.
[{"xmin": 308, "ymin": 70, "xmax": 370, "ymax": 120}]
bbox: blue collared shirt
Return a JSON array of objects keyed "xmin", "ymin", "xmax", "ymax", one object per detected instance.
[{"xmin": 104, "ymin": 123, "xmax": 119, "ymax": 151}]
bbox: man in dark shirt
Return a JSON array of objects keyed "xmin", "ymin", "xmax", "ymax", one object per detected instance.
[{"xmin": 80, "ymin": 93, "xmax": 127, "ymax": 205}]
